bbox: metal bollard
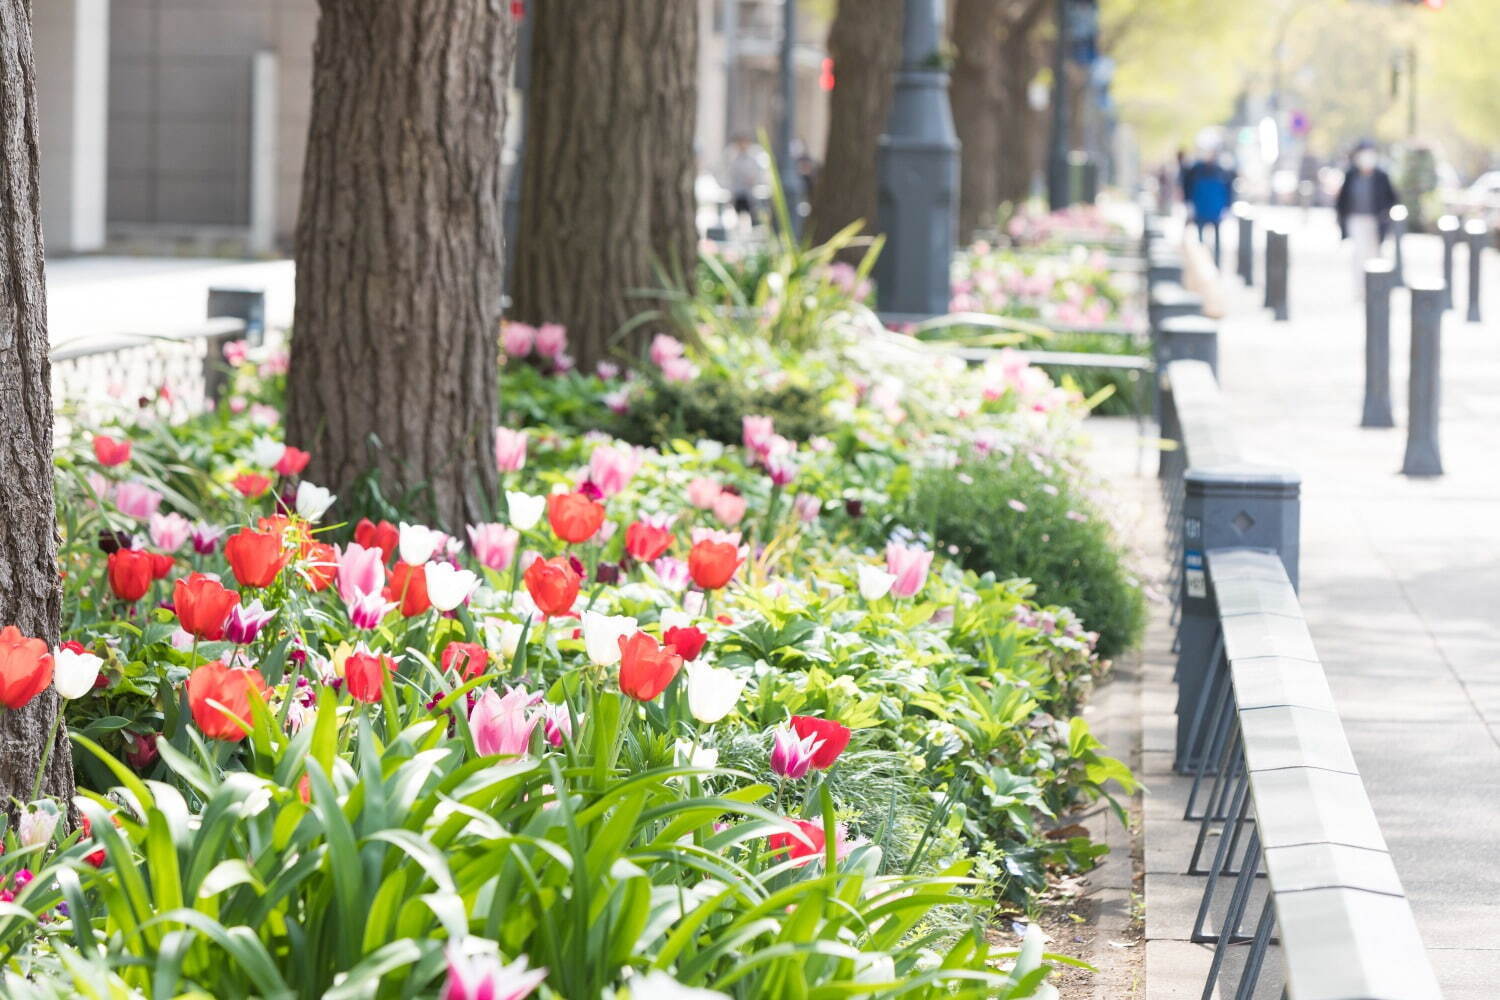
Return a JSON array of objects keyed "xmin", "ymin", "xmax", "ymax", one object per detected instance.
[
  {"xmin": 1361, "ymin": 260, "xmax": 1397, "ymax": 429},
  {"xmin": 1439, "ymin": 215, "xmax": 1460, "ymax": 311},
  {"xmin": 1234, "ymin": 202, "xmax": 1254, "ymax": 286},
  {"xmin": 1175, "ymin": 463, "xmax": 1301, "ymax": 772},
  {"xmin": 1148, "ymin": 249, "xmax": 1185, "ymax": 291},
  {"xmin": 1465, "ymin": 218, "xmax": 1487, "ymax": 324},
  {"xmin": 1389, "ymin": 204, "xmax": 1408, "ymax": 287},
  {"xmin": 1264, "ymin": 230, "xmax": 1289, "ymax": 322},
  {"xmin": 1159, "ymin": 315, "xmax": 1219, "ymax": 377},
  {"xmin": 1401, "ymin": 283, "xmax": 1445, "ymax": 477},
  {"xmin": 207, "ymin": 287, "xmax": 267, "ymax": 347}
]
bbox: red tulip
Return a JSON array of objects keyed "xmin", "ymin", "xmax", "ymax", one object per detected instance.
[
  {"xmin": 186, "ymin": 661, "xmax": 268, "ymax": 741},
  {"xmin": 617, "ymin": 631, "xmax": 682, "ymax": 701},
  {"xmin": 173, "ymin": 573, "xmax": 240, "ymax": 641},
  {"xmin": 546, "ymin": 492, "xmax": 606, "ymax": 544},
  {"xmin": 0, "ymin": 625, "xmax": 53, "ymax": 710},
  {"xmin": 384, "ymin": 561, "xmax": 432, "ymax": 617},
  {"xmin": 344, "ymin": 651, "xmax": 393, "ymax": 703},
  {"xmin": 233, "ymin": 473, "xmax": 272, "ymax": 498},
  {"xmin": 624, "ymin": 520, "xmax": 673, "ymax": 562},
  {"xmin": 107, "ymin": 549, "xmax": 155, "ymax": 602},
  {"xmin": 790, "ymin": 715, "xmax": 852, "ymax": 770},
  {"xmin": 274, "ymin": 446, "xmax": 310, "ymax": 476},
  {"xmin": 688, "ymin": 539, "xmax": 743, "ymax": 590},
  {"xmin": 123, "ymin": 731, "xmax": 159, "ymax": 770},
  {"xmin": 301, "ymin": 541, "xmax": 338, "ymax": 592},
  {"xmin": 355, "ymin": 518, "xmax": 399, "ymax": 562},
  {"xmin": 524, "ymin": 556, "xmax": 582, "ymax": 617},
  {"xmin": 663, "ymin": 625, "xmax": 707, "ymax": 661},
  {"xmin": 149, "ymin": 552, "xmax": 174, "ymax": 580},
  {"xmin": 441, "ymin": 641, "xmax": 490, "ymax": 679},
  {"xmin": 224, "ymin": 528, "xmax": 288, "ymax": 588},
  {"xmin": 91, "ymin": 435, "xmax": 131, "ymax": 467}
]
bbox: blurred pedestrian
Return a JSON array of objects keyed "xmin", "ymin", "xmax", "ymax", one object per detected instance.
[
  {"xmin": 1184, "ymin": 147, "xmax": 1235, "ymax": 266},
  {"xmin": 1335, "ymin": 142, "xmax": 1399, "ymax": 299},
  {"xmin": 725, "ymin": 135, "xmax": 767, "ymax": 229}
]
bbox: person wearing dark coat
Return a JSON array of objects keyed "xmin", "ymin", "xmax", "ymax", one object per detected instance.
[{"xmin": 1335, "ymin": 143, "xmax": 1400, "ymax": 298}]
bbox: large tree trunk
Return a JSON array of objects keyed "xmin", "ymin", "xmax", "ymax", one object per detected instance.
[
  {"xmin": 286, "ymin": 1, "xmax": 515, "ymax": 531},
  {"xmin": 952, "ymin": 0, "xmax": 1004, "ymax": 243},
  {"xmin": 807, "ymin": 0, "xmax": 902, "ymax": 249},
  {"xmin": 510, "ymin": 0, "xmax": 698, "ymax": 372},
  {"xmin": 996, "ymin": 29, "xmax": 1043, "ymax": 205},
  {"xmin": 0, "ymin": 0, "xmax": 72, "ymax": 807}
]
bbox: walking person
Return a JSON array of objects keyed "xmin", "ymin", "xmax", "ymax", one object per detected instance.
[
  {"xmin": 1183, "ymin": 149, "xmax": 1235, "ymax": 266},
  {"xmin": 724, "ymin": 135, "xmax": 768, "ymax": 231},
  {"xmin": 1335, "ymin": 142, "xmax": 1399, "ymax": 300}
]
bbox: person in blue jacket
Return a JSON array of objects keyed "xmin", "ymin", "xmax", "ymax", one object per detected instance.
[{"xmin": 1183, "ymin": 151, "xmax": 1236, "ymax": 266}]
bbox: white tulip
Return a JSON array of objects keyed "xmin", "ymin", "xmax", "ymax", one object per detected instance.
[
  {"xmin": 424, "ymin": 562, "xmax": 479, "ymax": 612},
  {"xmin": 54, "ymin": 646, "xmax": 104, "ymax": 700},
  {"xmin": 248, "ymin": 436, "xmax": 286, "ymax": 469},
  {"xmin": 582, "ymin": 611, "xmax": 638, "ymax": 666},
  {"xmin": 659, "ymin": 608, "xmax": 693, "ymax": 633},
  {"xmin": 684, "ymin": 660, "xmax": 745, "ymax": 724},
  {"xmin": 627, "ymin": 971, "xmax": 729, "ymax": 1000},
  {"xmin": 857, "ymin": 564, "xmax": 897, "ymax": 601},
  {"xmin": 398, "ymin": 522, "xmax": 440, "ymax": 565},
  {"xmin": 17, "ymin": 807, "xmax": 59, "ymax": 848},
  {"xmin": 489, "ymin": 620, "xmax": 526, "ymax": 659},
  {"xmin": 505, "ymin": 491, "xmax": 546, "ymax": 532},
  {"xmin": 295, "ymin": 481, "xmax": 336, "ymax": 522},
  {"xmin": 673, "ymin": 739, "xmax": 719, "ymax": 771}
]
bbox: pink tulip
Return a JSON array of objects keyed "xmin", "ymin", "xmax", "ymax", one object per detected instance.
[
  {"xmin": 534, "ymin": 323, "xmax": 567, "ymax": 359},
  {"xmin": 494, "ymin": 427, "xmax": 528, "ymax": 473},
  {"xmin": 769, "ymin": 725, "xmax": 822, "ymax": 780},
  {"xmin": 712, "ymin": 491, "xmax": 747, "ymax": 527},
  {"xmin": 501, "ymin": 322, "xmax": 535, "ymax": 358},
  {"xmin": 686, "ymin": 476, "xmax": 722, "ymax": 509},
  {"xmin": 649, "ymin": 333, "xmax": 685, "ymax": 366},
  {"xmin": 346, "ymin": 590, "xmax": 397, "ymax": 630},
  {"xmin": 115, "ymin": 482, "xmax": 163, "ymax": 520},
  {"xmin": 742, "ymin": 415, "xmax": 775, "ymax": 455},
  {"xmin": 149, "ymin": 512, "xmax": 192, "ymax": 553},
  {"xmin": 336, "ymin": 543, "xmax": 387, "ymax": 605},
  {"xmin": 467, "ymin": 523, "xmax": 519, "ymax": 572},
  {"xmin": 587, "ymin": 444, "xmax": 642, "ymax": 498},
  {"xmin": 652, "ymin": 556, "xmax": 690, "ymax": 591},
  {"xmin": 441, "ymin": 947, "xmax": 546, "ymax": 1000},
  {"xmin": 792, "ymin": 493, "xmax": 821, "ymax": 523},
  {"xmin": 191, "ymin": 522, "xmax": 226, "ymax": 555},
  {"xmin": 470, "ymin": 687, "xmax": 538, "ymax": 758},
  {"xmin": 541, "ymin": 701, "xmax": 575, "ymax": 747},
  {"xmin": 766, "ymin": 455, "xmax": 797, "ymax": 487},
  {"xmin": 660, "ymin": 356, "xmax": 700, "ymax": 383},
  {"xmin": 885, "ymin": 542, "xmax": 933, "ymax": 599}
]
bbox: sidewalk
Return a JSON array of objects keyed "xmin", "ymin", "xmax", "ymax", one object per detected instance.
[{"xmin": 1142, "ymin": 206, "xmax": 1500, "ymax": 996}]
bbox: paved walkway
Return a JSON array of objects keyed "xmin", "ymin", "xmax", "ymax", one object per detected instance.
[{"xmin": 1141, "ymin": 206, "xmax": 1500, "ymax": 997}]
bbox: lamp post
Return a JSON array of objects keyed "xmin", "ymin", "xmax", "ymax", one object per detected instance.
[
  {"xmin": 776, "ymin": 0, "xmax": 802, "ymax": 233},
  {"xmin": 1046, "ymin": 0, "xmax": 1070, "ymax": 210},
  {"xmin": 874, "ymin": 0, "xmax": 959, "ymax": 317}
]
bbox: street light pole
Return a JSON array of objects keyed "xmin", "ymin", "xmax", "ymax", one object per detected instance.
[
  {"xmin": 1046, "ymin": 0, "xmax": 1070, "ymax": 210},
  {"xmin": 777, "ymin": 0, "xmax": 803, "ymax": 232}
]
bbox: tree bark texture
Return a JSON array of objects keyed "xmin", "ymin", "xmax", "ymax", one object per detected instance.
[
  {"xmin": 510, "ymin": 0, "xmax": 699, "ymax": 372},
  {"xmin": 0, "ymin": 0, "xmax": 73, "ymax": 807},
  {"xmin": 286, "ymin": 0, "xmax": 515, "ymax": 531},
  {"xmin": 995, "ymin": 28, "xmax": 1044, "ymax": 206},
  {"xmin": 807, "ymin": 0, "xmax": 902, "ymax": 251}
]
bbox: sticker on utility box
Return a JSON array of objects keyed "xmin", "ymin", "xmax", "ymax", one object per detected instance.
[{"xmin": 1184, "ymin": 549, "xmax": 1207, "ymax": 599}]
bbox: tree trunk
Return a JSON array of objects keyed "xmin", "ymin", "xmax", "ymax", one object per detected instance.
[
  {"xmin": 510, "ymin": 0, "xmax": 699, "ymax": 372},
  {"xmin": 995, "ymin": 30, "xmax": 1042, "ymax": 206},
  {"xmin": 285, "ymin": 0, "xmax": 515, "ymax": 531},
  {"xmin": 807, "ymin": 0, "xmax": 902, "ymax": 249},
  {"xmin": 0, "ymin": 0, "xmax": 72, "ymax": 807},
  {"xmin": 952, "ymin": 0, "xmax": 1004, "ymax": 243}
]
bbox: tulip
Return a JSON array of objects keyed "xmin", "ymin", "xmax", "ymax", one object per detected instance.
[
  {"xmin": 173, "ymin": 573, "xmax": 240, "ymax": 640},
  {"xmin": 441, "ymin": 946, "xmax": 546, "ymax": 1000},
  {"xmin": 663, "ymin": 624, "xmax": 707, "ymax": 661},
  {"xmin": 346, "ymin": 589, "xmax": 398, "ymax": 630},
  {"xmin": 683, "ymin": 660, "xmax": 744, "ymax": 724},
  {"xmin": 711, "ymin": 491, "xmax": 747, "ymax": 527},
  {"xmin": 122, "ymin": 731, "xmax": 158, "ymax": 770},
  {"xmin": 248, "ymin": 437, "xmax": 286, "ymax": 468},
  {"xmin": 766, "ymin": 455, "xmax": 797, "ymax": 487},
  {"xmin": 587, "ymin": 444, "xmax": 642, "ymax": 498},
  {"xmin": 790, "ymin": 715, "xmax": 852, "ymax": 769},
  {"xmin": 467, "ymin": 523, "xmax": 519, "ymax": 572},
  {"xmin": 107, "ymin": 549, "xmax": 155, "ymax": 603},
  {"xmin": 148, "ymin": 512, "xmax": 192, "ymax": 553},
  {"xmin": 688, "ymin": 539, "xmax": 743, "ymax": 591},
  {"xmin": 769, "ymin": 726, "xmax": 822, "ymax": 780},
  {"xmin": 0, "ymin": 627, "xmax": 53, "ymax": 709},
  {"xmin": 92, "ymin": 434, "xmax": 131, "ymax": 467},
  {"xmin": 300, "ymin": 540, "xmax": 338, "ymax": 592},
  {"xmin": 385, "ymin": 562, "xmax": 432, "ymax": 617},
  {"xmin": 344, "ymin": 650, "xmax": 394, "ymax": 703},
  {"xmin": 149, "ymin": 552, "xmax": 174, "ymax": 580},
  {"xmin": 426, "ymin": 562, "xmax": 479, "ymax": 612},
  {"xmin": 190, "ymin": 522, "xmax": 225, "ymax": 555},
  {"xmin": 336, "ymin": 542, "xmax": 386, "ymax": 605},
  {"xmin": 53, "ymin": 645, "xmax": 103, "ymax": 699},
  {"xmin": 648, "ymin": 333, "xmax": 685, "ymax": 366},
  {"xmin": 885, "ymin": 542, "xmax": 934, "ymax": 599},
  {"xmin": 652, "ymin": 556, "xmax": 691, "ymax": 591},
  {"xmin": 534, "ymin": 322, "xmax": 567, "ymax": 358},
  {"xmin": 767, "ymin": 818, "xmax": 859, "ymax": 865},
  {"xmin": 617, "ymin": 631, "xmax": 682, "ymax": 702},
  {"xmin": 17, "ymin": 808, "xmax": 58, "ymax": 849},
  {"xmin": 224, "ymin": 528, "xmax": 287, "ymax": 588},
  {"xmin": 186, "ymin": 661, "xmax": 268, "ymax": 741},
  {"xmin": 685, "ymin": 476, "xmax": 722, "ymax": 509},
  {"xmin": 792, "ymin": 493, "xmax": 822, "ymax": 523},
  {"xmin": 490, "ymin": 620, "xmax": 525, "ymax": 660},
  {"xmin": 354, "ymin": 518, "xmax": 400, "ymax": 562},
  {"xmin": 857, "ymin": 564, "xmax": 897, "ymax": 601},
  {"xmin": 624, "ymin": 519, "xmax": 673, "ymax": 563},
  {"xmin": 469, "ymin": 687, "xmax": 538, "ymax": 757},
  {"xmin": 540, "ymin": 701, "xmax": 575, "ymax": 747},
  {"xmin": 523, "ymin": 557, "xmax": 580, "ymax": 617},
  {"xmin": 295, "ymin": 482, "xmax": 335, "ymax": 522},
  {"xmin": 233, "ymin": 473, "xmax": 272, "ymax": 499},
  {"xmin": 114, "ymin": 482, "xmax": 163, "ymax": 520},
  {"xmin": 398, "ymin": 522, "xmax": 441, "ymax": 565},
  {"xmin": 582, "ymin": 611, "xmax": 638, "ymax": 667},
  {"xmin": 275, "ymin": 446, "xmax": 311, "ymax": 476},
  {"xmin": 546, "ymin": 492, "xmax": 606, "ymax": 544},
  {"xmin": 501, "ymin": 321, "xmax": 536, "ymax": 357},
  {"xmin": 505, "ymin": 491, "xmax": 546, "ymax": 531},
  {"xmin": 742, "ymin": 415, "xmax": 775, "ymax": 455},
  {"xmin": 494, "ymin": 427, "xmax": 529, "ymax": 473},
  {"xmin": 441, "ymin": 641, "xmax": 489, "ymax": 679},
  {"xmin": 225, "ymin": 599, "xmax": 275, "ymax": 645}
]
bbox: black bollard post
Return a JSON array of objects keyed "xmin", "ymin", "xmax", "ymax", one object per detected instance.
[
  {"xmin": 1439, "ymin": 215, "xmax": 1460, "ymax": 311},
  {"xmin": 1265, "ymin": 230, "xmax": 1289, "ymax": 322},
  {"xmin": 1401, "ymin": 283, "xmax": 1444, "ymax": 477},
  {"xmin": 1389, "ymin": 205, "xmax": 1408, "ymax": 287},
  {"xmin": 1234, "ymin": 202, "xmax": 1254, "ymax": 287},
  {"xmin": 1159, "ymin": 315, "xmax": 1220, "ymax": 377},
  {"xmin": 1465, "ymin": 218, "xmax": 1487, "ymax": 324},
  {"xmin": 1361, "ymin": 260, "xmax": 1397, "ymax": 429}
]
